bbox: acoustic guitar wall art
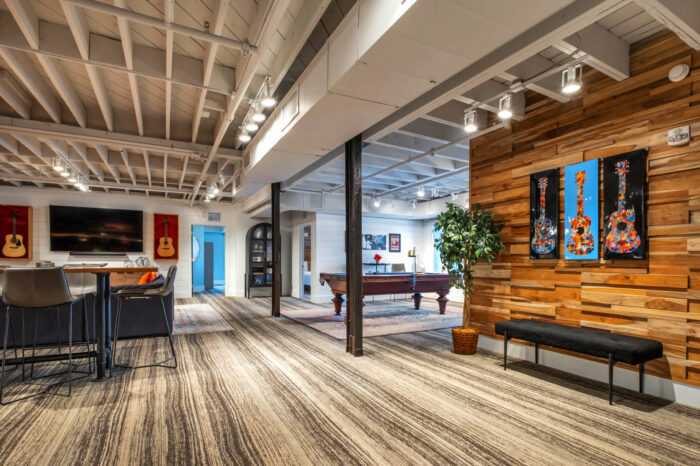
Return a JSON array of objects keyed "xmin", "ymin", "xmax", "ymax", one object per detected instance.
[
  {"xmin": 566, "ymin": 171, "xmax": 595, "ymax": 256},
  {"xmin": 529, "ymin": 168, "xmax": 558, "ymax": 259},
  {"xmin": 2, "ymin": 211, "xmax": 26, "ymax": 258},
  {"xmin": 603, "ymin": 149, "xmax": 646, "ymax": 260},
  {"xmin": 157, "ymin": 217, "xmax": 176, "ymax": 258},
  {"xmin": 605, "ymin": 160, "xmax": 641, "ymax": 254}
]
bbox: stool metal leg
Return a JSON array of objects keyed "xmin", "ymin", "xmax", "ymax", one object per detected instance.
[
  {"xmin": 608, "ymin": 353, "xmax": 615, "ymax": 406},
  {"xmin": 110, "ymin": 299, "xmax": 123, "ymax": 377},
  {"xmin": 639, "ymin": 363, "xmax": 644, "ymax": 393},
  {"xmin": 160, "ymin": 297, "xmax": 177, "ymax": 369},
  {"xmin": 535, "ymin": 342, "xmax": 539, "ymax": 364},
  {"xmin": 503, "ymin": 332, "xmax": 508, "ymax": 371},
  {"xmin": 1, "ymin": 307, "xmax": 10, "ymax": 405}
]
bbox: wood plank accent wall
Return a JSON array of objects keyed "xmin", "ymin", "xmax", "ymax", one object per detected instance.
[{"xmin": 468, "ymin": 32, "xmax": 700, "ymax": 386}]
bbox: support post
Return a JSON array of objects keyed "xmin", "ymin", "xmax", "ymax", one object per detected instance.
[
  {"xmin": 271, "ymin": 182, "xmax": 281, "ymax": 317},
  {"xmin": 345, "ymin": 134, "xmax": 363, "ymax": 356}
]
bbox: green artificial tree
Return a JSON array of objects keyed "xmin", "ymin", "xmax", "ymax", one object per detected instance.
[{"xmin": 434, "ymin": 203, "xmax": 504, "ymax": 341}]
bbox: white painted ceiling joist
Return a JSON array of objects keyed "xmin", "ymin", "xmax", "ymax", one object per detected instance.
[{"xmin": 636, "ymin": 0, "xmax": 700, "ymax": 50}]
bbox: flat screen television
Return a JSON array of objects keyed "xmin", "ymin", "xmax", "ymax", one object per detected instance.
[{"xmin": 49, "ymin": 205, "xmax": 143, "ymax": 253}]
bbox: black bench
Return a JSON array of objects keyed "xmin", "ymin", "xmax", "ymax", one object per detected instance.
[{"xmin": 494, "ymin": 319, "xmax": 664, "ymax": 405}]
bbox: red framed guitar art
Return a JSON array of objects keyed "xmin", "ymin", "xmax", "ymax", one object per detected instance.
[
  {"xmin": 153, "ymin": 213, "xmax": 179, "ymax": 260},
  {"xmin": 0, "ymin": 205, "xmax": 31, "ymax": 260}
]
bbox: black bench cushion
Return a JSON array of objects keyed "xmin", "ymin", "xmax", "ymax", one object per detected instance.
[{"xmin": 495, "ymin": 319, "xmax": 663, "ymax": 365}]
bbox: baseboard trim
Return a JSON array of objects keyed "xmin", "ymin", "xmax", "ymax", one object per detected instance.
[{"xmin": 478, "ymin": 334, "xmax": 700, "ymax": 409}]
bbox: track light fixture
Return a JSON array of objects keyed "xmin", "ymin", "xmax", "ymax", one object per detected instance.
[
  {"xmin": 260, "ymin": 76, "xmax": 276, "ymax": 108},
  {"xmin": 561, "ymin": 64, "xmax": 582, "ymax": 94},
  {"xmin": 417, "ymin": 186, "xmax": 425, "ymax": 198},
  {"xmin": 245, "ymin": 120, "xmax": 259, "ymax": 132},
  {"xmin": 498, "ymin": 93, "xmax": 513, "ymax": 120},
  {"xmin": 463, "ymin": 110, "xmax": 478, "ymax": 133},
  {"xmin": 373, "ymin": 197, "xmax": 381, "ymax": 208},
  {"xmin": 411, "ymin": 200, "xmax": 417, "ymax": 210},
  {"xmin": 52, "ymin": 158, "xmax": 65, "ymax": 172},
  {"xmin": 431, "ymin": 186, "xmax": 439, "ymax": 198},
  {"xmin": 251, "ymin": 102, "xmax": 266, "ymax": 123},
  {"xmin": 239, "ymin": 129, "xmax": 251, "ymax": 143}
]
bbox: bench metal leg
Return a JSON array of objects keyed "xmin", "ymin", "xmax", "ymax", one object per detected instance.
[
  {"xmin": 503, "ymin": 332, "xmax": 508, "ymax": 371},
  {"xmin": 608, "ymin": 353, "xmax": 615, "ymax": 405},
  {"xmin": 535, "ymin": 342, "xmax": 539, "ymax": 364},
  {"xmin": 639, "ymin": 363, "xmax": 644, "ymax": 393}
]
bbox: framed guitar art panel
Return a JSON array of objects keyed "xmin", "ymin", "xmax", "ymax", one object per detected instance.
[
  {"xmin": 0, "ymin": 205, "xmax": 31, "ymax": 260},
  {"xmin": 530, "ymin": 169, "xmax": 559, "ymax": 259},
  {"xmin": 564, "ymin": 159, "xmax": 598, "ymax": 260},
  {"xmin": 603, "ymin": 149, "xmax": 647, "ymax": 260},
  {"xmin": 153, "ymin": 213, "xmax": 179, "ymax": 260}
]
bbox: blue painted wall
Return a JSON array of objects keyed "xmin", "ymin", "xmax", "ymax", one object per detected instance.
[
  {"xmin": 192, "ymin": 225, "xmax": 225, "ymax": 291},
  {"xmin": 204, "ymin": 230, "xmax": 225, "ymax": 283}
]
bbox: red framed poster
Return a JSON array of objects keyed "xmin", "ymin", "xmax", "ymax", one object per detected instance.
[
  {"xmin": 0, "ymin": 205, "xmax": 31, "ymax": 260},
  {"xmin": 153, "ymin": 213, "xmax": 179, "ymax": 260}
]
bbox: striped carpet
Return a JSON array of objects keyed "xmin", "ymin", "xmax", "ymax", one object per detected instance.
[{"xmin": 0, "ymin": 294, "xmax": 698, "ymax": 465}]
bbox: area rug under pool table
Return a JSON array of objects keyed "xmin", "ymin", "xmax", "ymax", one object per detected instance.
[{"xmin": 281, "ymin": 299, "xmax": 462, "ymax": 339}]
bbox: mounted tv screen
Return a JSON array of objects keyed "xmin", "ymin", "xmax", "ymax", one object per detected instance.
[{"xmin": 50, "ymin": 205, "xmax": 143, "ymax": 253}]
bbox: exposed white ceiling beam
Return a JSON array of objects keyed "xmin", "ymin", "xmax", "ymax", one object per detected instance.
[
  {"xmin": 179, "ymin": 155, "xmax": 189, "ymax": 189},
  {"xmin": 555, "ymin": 22, "xmax": 630, "ymax": 80},
  {"xmin": 0, "ymin": 69, "xmax": 30, "ymax": 118},
  {"xmin": 94, "ymin": 144, "xmax": 120, "ymax": 183},
  {"xmin": 70, "ymin": 141, "xmax": 103, "ymax": 182},
  {"xmin": 61, "ymin": 2, "xmax": 113, "ymax": 131},
  {"xmin": 0, "ymin": 48, "xmax": 61, "ymax": 123},
  {"xmin": 192, "ymin": 0, "xmax": 291, "ymax": 205},
  {"xmin": 364, "ymin": 0, "xmax": 629, "ymax": 142},
  {"xmin": 5, "ymin": 0, "xmax": 86, "ymax": 127},
  {"xmin": 143, "ymin": 150, "xmax": 151, "ymax": 187},
  {"xmin": 63, "ymin": 0, "xmax": 255, "ymax": 54},
  {"xmin": 0, "ymin": 116, "xmax": 241, "ymax": 160},
  {"xmin": 113, "ymin": 0, "xmax": 143, "ymax": 136},
  {"xmin": 636, "ymin": 0, "xmax": 700, "ymax": 50},
  {"xmin": 0, "ymin": 11, "xmax": 236, "ymax": 97},
  {"xmin": 164, "ymin": 0, "xmax": 174, "ymax": 140},
  {"xmin": 163, "ymin": 153, "xmax": 168, "ymax": 189},
  {"xmin": 501, "ymin": 55, "xmax": 574, "ymax": 102},
  {"xmin": 192, "ymin": 0, "xmax": 228, "ymax": 144},
  {"xmin": 119, "ymin": 148, "xmax": 137, "ymax": 185}
]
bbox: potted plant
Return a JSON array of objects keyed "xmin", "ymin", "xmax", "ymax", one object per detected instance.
[{"xmin": 434, "ymin": 203, "xmax": 504, "ymax": 355}]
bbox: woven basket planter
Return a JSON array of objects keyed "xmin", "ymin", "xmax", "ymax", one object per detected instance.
[{"xmin": 452, "ymin": 327, "xmax": 479, "ymax": 355}]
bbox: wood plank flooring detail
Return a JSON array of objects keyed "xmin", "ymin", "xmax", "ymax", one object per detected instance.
[{"xmin": 0, "ymin": 295, "xmax": 698, "ymax": 465}]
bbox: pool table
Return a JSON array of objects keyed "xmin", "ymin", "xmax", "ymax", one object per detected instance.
[{"xmin": 319, "ymin": 272, "xmax": 452, "ymax": 315}]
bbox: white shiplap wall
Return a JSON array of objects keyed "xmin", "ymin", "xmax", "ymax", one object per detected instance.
[{"xmin": 0, "ymin": 186, "xmax": 291, "ymax": 299}]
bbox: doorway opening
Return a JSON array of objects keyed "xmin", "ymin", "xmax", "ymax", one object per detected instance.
[
  {"xmin": 192, "ymin": 225, "xmax": 225, "ymax": 294},
  {"xmin": 301, "ymin": 225, "xmax": 311, "ymax": 300}
]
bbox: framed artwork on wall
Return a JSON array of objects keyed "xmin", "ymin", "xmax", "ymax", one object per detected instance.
[
  {"xmin": 388, "ymin": 233, "xmax": 401, "ymax": 252},
  {"xmin": 529, "ymin": 168, "xmax": 559, "ymax": 259},
  {"xmin": 0, "ymin": 205, "xmax": 31, "ymax": 260},
  {"xmin": 603, "ymin": 149, "xmax": 647, "ymax": 260},
  {"xmin": 153, "ymin": 213, "xmax": 179, "ymax": 260},
  {"xmin": 564, "ymin": 159, "xmax": 599, "ymax": 260},
  {"xmin": 362, "ymin": 234, "xmax": 386, "ymax": 250}
]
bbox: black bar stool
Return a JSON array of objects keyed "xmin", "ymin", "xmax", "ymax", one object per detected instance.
[
  {"xmin": 1, "ymin": 268, "xmax": 90, "ymax": 404},
  {"xmin": 111, "ymin": 266, "xmax": 177, "ymax": 376}
]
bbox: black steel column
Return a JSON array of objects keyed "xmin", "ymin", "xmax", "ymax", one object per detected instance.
[
  {"xmin": 271, "ymin": 182, "xmax": 281, "ymax": 317},
  {"xmin": 345, "ymin": 134, "xmax": 363, "ymax": 356}
]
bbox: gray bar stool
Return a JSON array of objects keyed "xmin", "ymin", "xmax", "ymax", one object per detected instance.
[
  {"xmin": 111, "ymin": 266, "xmax": 177, "ymax": 376},
  {"xmin": 1, "ymin": 267, "xmax": 90, "ymax": 404}
]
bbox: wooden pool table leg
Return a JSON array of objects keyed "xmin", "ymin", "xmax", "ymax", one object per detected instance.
[
  {"xmin": 332, "ymin": 293, "xmax": 344, "ymax": 315},
  {"xmin": 412, "ymin": 293, "xmax": 422, "ymax": 310},
  {"xmin": 437, "ymin": 292, "xmax": 448, "ymax": 314}
]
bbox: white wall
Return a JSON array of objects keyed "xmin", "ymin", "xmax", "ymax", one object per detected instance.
[{"xmin": 0, "ymin": 187, "xmax": 291, "ymax": 299}]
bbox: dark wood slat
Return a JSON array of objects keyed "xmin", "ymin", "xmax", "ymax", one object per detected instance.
[{"xmin": 345, "ymin": 134, "xmax": 363, "ymax": 356}]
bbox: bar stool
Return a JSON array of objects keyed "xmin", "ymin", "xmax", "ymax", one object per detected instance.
[
  {"xmin": 1, "ymin": 268, "xmax": 89, "ymax": 404},
  {"xmin": 111, "ymin": 266, "xmax": 177, "ymax": 376}
]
